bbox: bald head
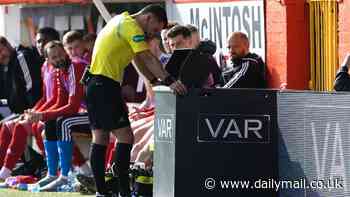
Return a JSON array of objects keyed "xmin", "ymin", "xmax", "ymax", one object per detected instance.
[{"xmin": 227, "ymin": 32, "xmax": 249, "ymax": 60}]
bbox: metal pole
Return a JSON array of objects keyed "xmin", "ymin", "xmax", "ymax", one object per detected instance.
[{"xmin": 92, "ymin": 0, "xmax": 112, "ymax": 22}]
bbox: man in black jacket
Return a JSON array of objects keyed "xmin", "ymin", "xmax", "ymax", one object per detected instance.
[
  {"xmin": 334, "ymin": 54, "xmax": 350, "ymax": 91},
  {"xmin": 222, "ymin": 32, "xmax": 266, "ymax": 89},
  {"xmin": 186, "ymin": 24, "xmax": 224, "ymax": 87},
  {"xmin": 166, "ymin": 25, "xmax": 223, "ymax": 88},
  {"xmin": 0, "ymin": 36, "xmax": 42, "ymax": 114}
]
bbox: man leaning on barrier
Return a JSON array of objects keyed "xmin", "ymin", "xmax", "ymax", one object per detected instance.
[
  {"xmin": 85, "ymin": 4, "xmax": 186, "ymax": 197},
  {"xmin": 186, "ymin": 24, "xmax": 224, "ymax": 87},
  {"xmin": 166, "ymin": 25, "xmax": 222, "ymax": 88}
]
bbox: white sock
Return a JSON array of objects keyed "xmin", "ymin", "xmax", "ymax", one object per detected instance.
[
  {"xmin": 0, "ymin": 167, "xmax": 12, "ymax": 180},
  {"xmin": 79, "ymin": 162, "xmax": 92, "ymax": 176}
]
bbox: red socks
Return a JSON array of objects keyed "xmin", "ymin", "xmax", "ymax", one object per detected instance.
[
  {"xmin": 0, "ymin": 124, "xmax": 11, "ymax": 167},
  {"xmin": 3, "ymin": 123, "xmax": 29, "ymax": 170}
]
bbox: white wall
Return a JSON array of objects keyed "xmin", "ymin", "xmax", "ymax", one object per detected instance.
[
  {"xmin": 166, "ymin": 1, "xmax": 265, "ymax": 60},
  {"xmin": 0, "ymin": 5, "xmax": 21, "ymax": 46},
  {"xmin": 0, "ymin": 7, "xmax": 4, "ymax": 36}
]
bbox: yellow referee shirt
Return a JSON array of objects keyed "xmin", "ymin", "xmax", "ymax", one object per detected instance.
[{"xmin": 90, "ymin": 12, "xmax": 149, "ymax": 82}]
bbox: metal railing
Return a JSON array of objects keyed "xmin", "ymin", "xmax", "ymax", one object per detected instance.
[{"xmin": 309, "ymin": 0, "xmax": 338, "ymax": 91}]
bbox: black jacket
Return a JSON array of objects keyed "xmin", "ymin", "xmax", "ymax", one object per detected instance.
[
  {"xmin": 334, "ymin": 64, "xmax": 350, "ymax": 91},
  {"xmin": 222, "ymin": 53, "xmax": 266, "ymax": 89},
  {"xmin": 0, "ymin": 45, "xmax": 43, "ymax": 113},
  {"xmin": 197, "ymin": 40, "xmax": 224, "ymax": 87}
]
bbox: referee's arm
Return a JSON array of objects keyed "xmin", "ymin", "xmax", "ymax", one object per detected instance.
[
  {"xmin": 133, "ymin": 50, "xmax": 187, "ymax": 95},
  {"xmin": 132, "ymin": 51, "xmax": 157, "ymax": 83}
]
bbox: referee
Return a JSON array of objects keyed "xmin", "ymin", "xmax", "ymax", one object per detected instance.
[{"xmin": 86, "ymin": 4, "xmax": 186, "ymax": 197}]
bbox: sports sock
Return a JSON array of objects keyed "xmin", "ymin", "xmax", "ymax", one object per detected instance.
[
  {"xmin": 57, "ymin": 141, "xmax": 73, "ymax": 177},
  {"xmin": 90, "ymin": 143, "xmax": 107, "ymax": 195},
  {"xmin": 44, "ymin": 140, "xmax": 59, "ymax": 176}
]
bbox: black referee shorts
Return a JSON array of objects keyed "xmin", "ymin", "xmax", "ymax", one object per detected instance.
[{"xmin": 86, "ymin": 75, "xmax": 130, "ymax": 131}]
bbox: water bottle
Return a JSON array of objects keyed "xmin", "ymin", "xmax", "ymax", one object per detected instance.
[
  {"xmin": 28, "ymin": 184, "xmax": 40, "ymax": 192},
  {"xmin": 68, "ymin": 171, "xmax": 77, "ymax": 185},
  {"xmin": 17, "ymin": 183, "xmax": 28, "ymax": 191},
  {"xmin": 57, "ymin": 184, "xmax": 74, "ymax": 192}
]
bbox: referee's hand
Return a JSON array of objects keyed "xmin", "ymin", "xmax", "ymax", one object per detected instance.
[{"xmin": 169, "ymin": 80, "xmax": 187, "ymax": 95}]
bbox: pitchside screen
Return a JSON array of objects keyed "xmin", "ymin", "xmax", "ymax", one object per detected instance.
[
  {"xmin": 154, "ymin": 88, "xmax": 278, "ymax": 197},
  {"xmin": 154, "ymin": 89, "xmax": 350, "ymax": 197}
]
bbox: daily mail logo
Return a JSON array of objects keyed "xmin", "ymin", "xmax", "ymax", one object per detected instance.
[{"xmin": 197, "ymin": 114, "xmax": 270, "ymax": 143}]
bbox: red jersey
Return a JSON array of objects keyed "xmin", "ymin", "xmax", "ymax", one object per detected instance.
[
  {"xmin": 32, "ymin": 61, "xmax": 59, "ymax": 112},
  {"xmin": 41, "ymin": 60, "xmax": 86, "ymax": 121}
]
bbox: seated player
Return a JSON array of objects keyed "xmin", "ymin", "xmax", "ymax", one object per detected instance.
[
  {"xmin": 62, "ymin": 30, "xmax": 92, "ymax": 177},
  {"xmin": 0, "ymin": 28, "xmax": 60, "ymax": 181},
  {"xmin": 25, "ymin": 41, "xmax": 86, "ymax": 191}
]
